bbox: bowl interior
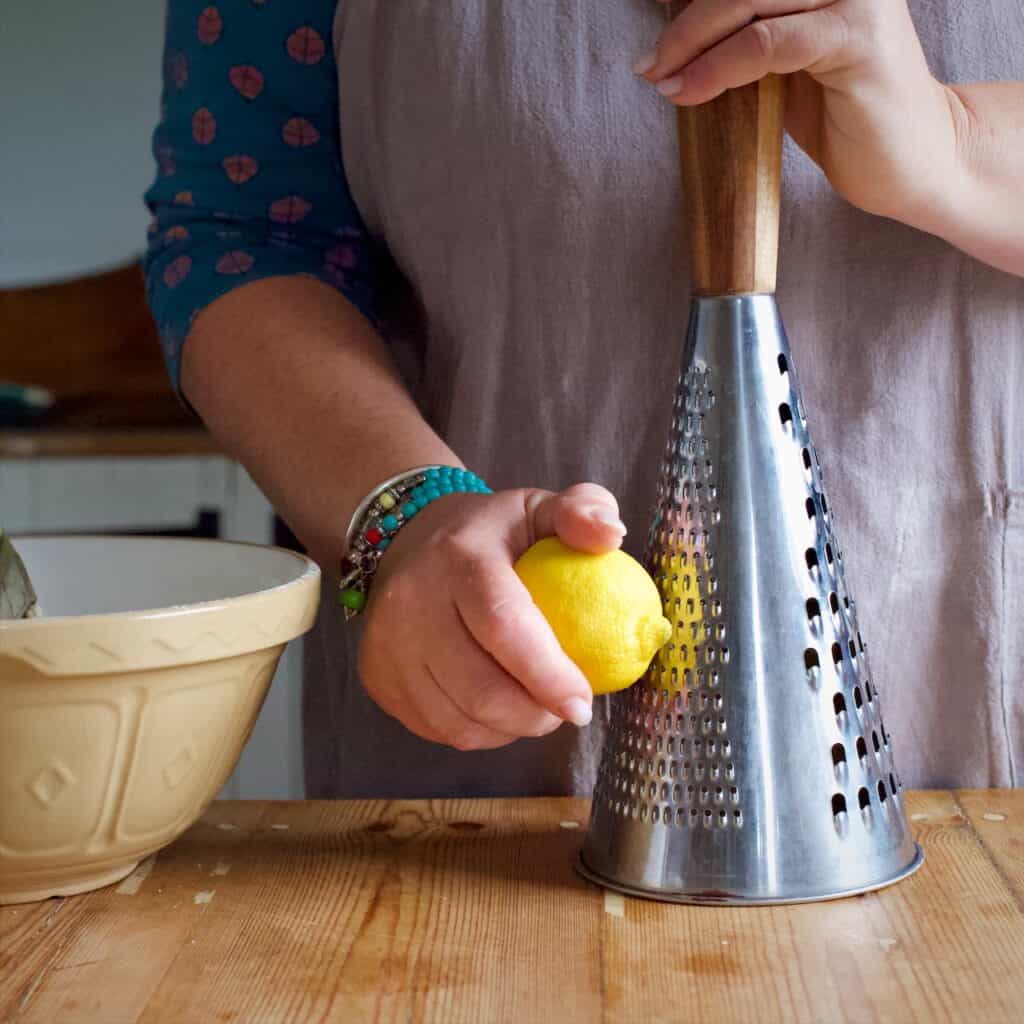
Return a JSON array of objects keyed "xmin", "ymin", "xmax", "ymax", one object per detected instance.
[{"xmin": 12, "ymin": 536, "xmax": 313, "ymax": 617}]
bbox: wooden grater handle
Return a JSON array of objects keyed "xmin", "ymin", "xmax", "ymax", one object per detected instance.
[{"xmin": 676, "ymin": 73, "xmax": 785, "ymax": 296}]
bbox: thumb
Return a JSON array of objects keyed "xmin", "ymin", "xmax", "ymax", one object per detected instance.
[{"xmin": 529, "ymin": 483, "xmax": 627, "ymax": 554}]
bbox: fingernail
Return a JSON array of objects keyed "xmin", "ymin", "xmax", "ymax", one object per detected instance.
[
  {"xmin": 632, "ymin": 49, "xmax": 658, "ymax": 76},
  {"xmin": 561, "ymin": 696, "xmax": 593, "ymax": 728},
  {"xmin": 588, "ymin": 506, "xmax": 627, "ymax": 533},
  {"xmin": 656, "ymin": 74, "xmax": 685, "ymax": 97}
]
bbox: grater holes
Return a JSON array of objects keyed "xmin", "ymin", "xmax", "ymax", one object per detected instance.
[
  {"xmin": 858, "ymin": 787, "xmax": 870, "ymax": 811},
  {"xmin": 806, "ymin": 548, "xmax": 820, "ymax": 573},
  {"xmin": 805, "ymin": 648, "xmax": 821, "ymax": 688},
  {"xmin": 889, "ymin": 772, "xmax": 898, "ymax": 796},
  {"xmin": 806, "ymin": 598, "xmax": 822, "ymax": 624},
  {"xmin": 831, "ymin": 642, "xmax": 843, "ymax": 667},
  {"xmin": 872, "ymin": 729, "xmax": 881, "ymax": 753},
  {"xmin": 820, "ymin": 492, "xmax": 829, "ymax": 516},
  {"xmin": 832, "ymin": 743, "xmax": 846, "ymax": 767},
  {"xmin": 832, "ymin": 793, "xmax": 847, "ymax": 816},
  {"xmin": 856, "ymin": 736, "xmax": 868, "ymax": 761},
  {"xmin": 833, "ymin": 693, "xmax": 847, "ymax": 717},
  {"xmin": 853, "ymin": 686, "xmax": 863, "ymax": 710},
  {"xmin": 779, "ymin": 403, "xmax": 794, "ymax": 429},
  {"xmin": 865, "ymin": 680, "xmax": 873, "ymax": 702},
  {"xmin": 877, "ymin": 780, "xmax": 888, "ymax": 803},
  {"xmin": 829, "ymin": 591, "xmax": 840, "ymax": 616},
  {"xmin": 848, "ymin": 639, "xmax": 857, "ymax": 662},
  {"xmin": 806, "ymin": 497, "xmax": 817, "ymax": 520},
  {"xmin": 802, "ymin": 447, "xmax": 813, "ymax": 474},
  {"xmin": 825, "ymin": 542, "xmax": 835, "ymax": 567},
  {"xmin": 778, "ymin": 353, "xmax": 788, "ymax": 375}
]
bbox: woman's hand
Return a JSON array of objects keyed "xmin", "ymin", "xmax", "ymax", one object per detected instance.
[
  {"xmin": 358, "ymin": 483, "xmax": 626, "ymax": 750},
  {"xmin": 636, "ymin": 0, "xmax": 959, "ymax": 229}
]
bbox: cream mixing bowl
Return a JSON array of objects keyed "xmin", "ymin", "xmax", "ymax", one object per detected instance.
[{"xmin": 0, "ymin": 535, "xmax": 320, "ymax": 904}]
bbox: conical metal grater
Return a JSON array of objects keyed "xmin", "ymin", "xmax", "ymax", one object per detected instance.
[{"xmin": 578, "ymin": 69, "xmax": 923, "ymax": 904}]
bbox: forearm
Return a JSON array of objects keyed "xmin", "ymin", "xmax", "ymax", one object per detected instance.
[
  {"xmin": 918, "ymin": 82, "xmax": 1024, "ymax": 276},
  {"xmin": 181, "ymin": 275, "xmax": 459, "ymax": 570}
]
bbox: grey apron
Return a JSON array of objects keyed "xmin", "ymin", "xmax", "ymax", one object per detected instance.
[{"xmin": 303, "ymin": 0, "xmax": 1024, "ymax": 797}]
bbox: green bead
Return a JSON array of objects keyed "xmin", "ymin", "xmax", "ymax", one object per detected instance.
[
  {"xmin": 340, "ymin": 588, "xmax": 366, "ymax": 612},
  {"xmin": 381, "ymin": 514, "xmax": 399, "ymax": 531}
]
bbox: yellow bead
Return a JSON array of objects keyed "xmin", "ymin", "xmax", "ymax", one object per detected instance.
[{"xmin": 378, "ymin": 491, "xmax": 397, "ymax": 510}]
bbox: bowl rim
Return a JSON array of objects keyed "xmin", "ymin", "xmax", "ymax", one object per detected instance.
[
  {"xmin": 0, "ymin": 537, "xmax": 322, "ymax": 685},
  {"xmin": 0, "ymin": 535, "xmax": 322, "ymax": 674},
  {"xmin": 0, "ymin": 534, "xmax": 321, "ymax": 629}
]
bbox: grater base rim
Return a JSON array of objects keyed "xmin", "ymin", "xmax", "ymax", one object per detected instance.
[{"xmin": 575, "ymin": 844, "xmax": 924, "ymax": 907}]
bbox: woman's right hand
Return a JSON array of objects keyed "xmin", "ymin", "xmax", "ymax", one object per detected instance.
[{"xmin": 358, "ymin": 483, "xmax": 627, "ymax": 750}]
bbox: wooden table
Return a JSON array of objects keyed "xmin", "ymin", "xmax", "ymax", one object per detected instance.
[{"xmin": 2, "ymin": 792, "xmax": 1022, "ymax": 1023}]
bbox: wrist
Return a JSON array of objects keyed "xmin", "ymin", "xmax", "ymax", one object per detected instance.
[
  {"xmin": 893, "ymin": 81, "xmax": 975, "ymax": 243},
  {"xmin": 338, "ymin": 466, "xmax": 492, "ymax": 616},
  {"xmin": 301, "ymin": 441, "xmax": 460, "ymax": 569}
]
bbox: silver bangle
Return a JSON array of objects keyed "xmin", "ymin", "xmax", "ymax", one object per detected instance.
[
  {"xmin": 337, "ymin": 465, "xmax": 492, "ymax": 620},
  {"xmin": 342, "ymin": 465, "xmax": 444, "ymax": 554}
]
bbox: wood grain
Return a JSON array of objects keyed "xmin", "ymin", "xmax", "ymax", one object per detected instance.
[
  {"xmin": 0, "ymin": 262, "xmax": 213, "ymax": 455},
  {"xmin": 2, "ymin": 794, "xmax": 1023, "ymax": 1024},
  {"xmin": 0, "ymin": 263, "xmax": 169, "ymax": 400},
  {"xmin": 677, "ymin": 76, "xmax": 785, "ymax": 296},
  {"xmin": 955, "ymin": 789, "xmax": 1024, "ymax": 902}
]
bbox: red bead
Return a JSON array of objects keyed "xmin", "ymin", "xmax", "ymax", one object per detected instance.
[{"xmin": 365, "ymin": 528, "xmax": 383, "ymax": 545}]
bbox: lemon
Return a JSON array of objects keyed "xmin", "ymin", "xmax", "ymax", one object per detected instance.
[
  {"xmin": 655, "ymin": 561, "xmax": 701, "ymax": 691},
  {"xmin": 514, "ymin": 537, "xmax": 673, "ymax": 695}
]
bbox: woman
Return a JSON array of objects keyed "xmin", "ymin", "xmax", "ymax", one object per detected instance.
[{"xmin": 145, "ymin": 1, "xmax": 1024, "ymax": 797}]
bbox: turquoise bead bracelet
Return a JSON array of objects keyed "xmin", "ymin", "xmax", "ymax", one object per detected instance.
[{"xmin": 338, "ymin": 466, "xmax": 492, "ymax": 619}]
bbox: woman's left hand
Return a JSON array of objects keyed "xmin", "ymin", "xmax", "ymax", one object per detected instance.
[{"xmin": 635, "ymin": 0, "xmax": 958, "ymax": 229}]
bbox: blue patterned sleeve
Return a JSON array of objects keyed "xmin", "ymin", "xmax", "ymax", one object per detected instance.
[{"xmin": 143, "ymin": 1, "xmax": 380, "ymax": 393}]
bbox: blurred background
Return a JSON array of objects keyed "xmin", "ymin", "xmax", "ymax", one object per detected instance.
[{"xmin": 0, "ymin": 0, "xmax": 305, "ymax": 799}]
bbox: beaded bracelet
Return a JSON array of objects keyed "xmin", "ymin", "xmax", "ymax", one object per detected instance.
[{"xmin": 338, "ymin": 465, "xmax": 492, "ymax": 619}]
